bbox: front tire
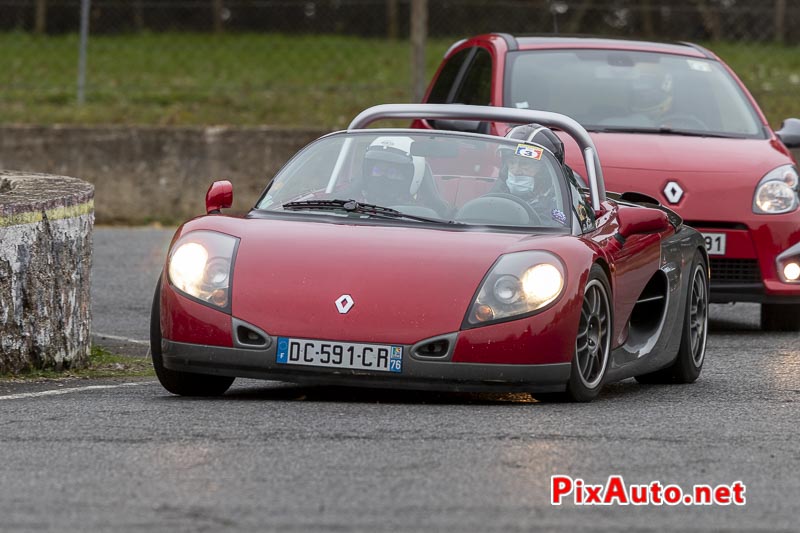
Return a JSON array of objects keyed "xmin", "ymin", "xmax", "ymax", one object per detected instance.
[
  {"xmin": 761, "ymin": 303, "xmax": 800, "ymax": 332},
  {"xmin": 538, "ymin": 264, "xmax": 612, "ymax": 403},
  {"xmin": 151, "ymin": 280, "xmax": 234, "ymax": 396}
]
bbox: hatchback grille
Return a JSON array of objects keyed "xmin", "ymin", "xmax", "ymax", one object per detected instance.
[{"xmin": 710, "ymin": 259, "xmax": 761, "ymax": 283}]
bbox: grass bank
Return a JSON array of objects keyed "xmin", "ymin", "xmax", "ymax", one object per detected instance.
[
  {"xmin": 0, "ymin": 346, "xmax": 154, "ymax": 381},
  {"xmin": 0, "ymin": 32, "xmax": 449, "ymax": 128},
  {"xmin": 2, "ymin": 33, "xmax": 800, "ymax": 129}
]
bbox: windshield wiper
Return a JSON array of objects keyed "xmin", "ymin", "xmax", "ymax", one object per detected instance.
[
  {"xmin": 587, "ymin": 126, "xmax": 740, "ymax": 139},
  {"xmin": 281, "ymin": 199, "xmax": 458, "ymax": 224}
]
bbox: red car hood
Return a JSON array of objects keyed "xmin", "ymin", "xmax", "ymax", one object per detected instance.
[
  {"xmin": 587, "ymin": 133, "xmax": 784, "ymax": 172},
  {"xmin": 230, "ymin": 218, "xmax": 555, "ymax": 344},
  {"xmin": 563, "ymin": 133, "xmax": 792, "ymax": 221}
]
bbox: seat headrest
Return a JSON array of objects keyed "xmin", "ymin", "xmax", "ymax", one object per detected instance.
[{"xmin": 410, "ymin": 156, "xmax": 426, "ymax": 196}]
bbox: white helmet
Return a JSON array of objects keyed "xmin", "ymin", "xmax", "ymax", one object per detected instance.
[{"xmin": 363, "ymin": 136, "xmax": 426, "ymax": 195}]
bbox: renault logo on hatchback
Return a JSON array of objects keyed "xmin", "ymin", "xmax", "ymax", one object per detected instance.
[
  {"xmin": 335, "ymin": 294, "xmax": 354, "ymax": 314},
  {"xmin": 663, "ymin": 181, "xmax": 684, "ymax": 204}
]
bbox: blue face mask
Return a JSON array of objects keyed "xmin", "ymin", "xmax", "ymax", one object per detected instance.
[{"xmin": 507, "ymin": 172, "xmax": 536, "ymax": 194}]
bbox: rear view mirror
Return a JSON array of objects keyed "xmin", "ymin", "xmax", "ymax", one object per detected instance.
[
  {"xmin": 410, "ymin": 139, "xmax": 461, "ymax": 158},
  {"xmin": 429, "ymin": 119, "xmax": 488, "ymax": 134},
  {"xmin": 206, "ymin": 180, "xmax": 233, "ymax": 214},
  {"xmin": 617, "ymin": 206, "xmax": 670, "ymax": 239},
  {"xmin": 776, "ymin": 118, "xmax": 800, "ymax": 148}
]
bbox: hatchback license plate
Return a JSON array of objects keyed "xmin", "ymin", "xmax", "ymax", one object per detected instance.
[
  {"xmin": 702, "ymin": 232, "xmax": 726, "ymax": 255},
  {"xmin": 276, "ymin": 337, "xmax": 403, "ymax": 373}
]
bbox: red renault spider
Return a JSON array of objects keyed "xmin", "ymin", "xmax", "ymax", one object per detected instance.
[
  {"xmin": 152, "ymin": 104, "xmax": 708, "ymax": 402},
  {"xmin": 417, "ymin": 34, "xmax": 800, "ymax": 330}
]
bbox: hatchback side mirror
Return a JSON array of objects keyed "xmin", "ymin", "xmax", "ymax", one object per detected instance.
[
  {"xmin": 617, "ymin": 206, "xmax": 670, "ymax": 239},
  {"xmin": 206, "ymin": 180, "xmax": 233, "ymax": 214},
  {"xmin": 776, "ymin": 118, "xmax": 800, "ymax": 148}
]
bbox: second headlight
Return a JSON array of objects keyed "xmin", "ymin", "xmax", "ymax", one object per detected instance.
[
  {"xmin": 753, "ymin": 165, "xmax": 799, "ymax": 214},
  {"xmin": 466, "ymin": 251, "xmax": 565, "ymax": 327}
]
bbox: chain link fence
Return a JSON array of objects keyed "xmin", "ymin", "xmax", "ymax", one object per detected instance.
[{"xmin": 2, "ymin": 0, "xmax": 800, "ymax": 128}]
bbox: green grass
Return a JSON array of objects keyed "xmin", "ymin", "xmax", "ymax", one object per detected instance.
[
  {"xmin": 2, "ymin": 32, "xmax": 800, "ymax": 129},
  {"xmin": 709, "ymin": 42, "xmax": 800, "ymax": 129},
  {"xmin": 0, "ymin": 345, "xmax": 154, "ymax": 381},
  {"xmin": 0, "ymin": 32, "xmax": 449, "ymax": 128}
]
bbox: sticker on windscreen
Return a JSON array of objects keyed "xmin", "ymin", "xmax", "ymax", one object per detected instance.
[
  {"xmin": 687, "ymin": 60, "xmax": 712, "ymax": 72},
  {"xmin": 515, "ymin": 144, "xmax": 543, "ymax": 160}
]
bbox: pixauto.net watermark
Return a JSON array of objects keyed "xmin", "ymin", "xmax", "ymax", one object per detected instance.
[{"xmin": 551, "ymin": 475, "xmax": 746, "ymax": 506}]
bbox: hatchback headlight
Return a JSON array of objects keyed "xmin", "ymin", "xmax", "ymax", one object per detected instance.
[
  {"xmin": 753, "ymin": 165, "xmax": 799, "ymax": 214},
  {"xmin": 465, "ymin": 251, "xmax": 565, "ymax": 327},
  {"xmin": 168, "ymin": 231, "xmax": 239, "ymax": 310}
]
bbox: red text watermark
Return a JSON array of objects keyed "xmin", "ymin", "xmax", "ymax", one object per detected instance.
[{"xmin": 551, "ymin": 475, "xmax": 746, "ymax": 506}]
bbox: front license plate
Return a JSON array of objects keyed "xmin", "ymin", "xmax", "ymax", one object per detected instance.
[
  {"xmin": 276, "ymin": 337, "xmax": 403, "ymax": 373},
  {"xmin": 702, "ymin": 232, "xmax": 726, "ymax": 255}
]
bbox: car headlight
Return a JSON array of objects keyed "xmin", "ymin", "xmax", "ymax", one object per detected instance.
[
  {"xmin": 168, "ymin": 230, "xmax": 239, "ymax": 309},
  {"xmin": 753, "ymin": 165, "xmax": 799, "ymax": 214},
  {"xmin": 465, "ymin": 251, "xmax": 565, "ymax": 327}
]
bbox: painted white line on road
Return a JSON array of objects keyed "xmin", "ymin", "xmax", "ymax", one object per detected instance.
[
  {"xmin": 93, "ymin": 332, "xmax": 149, "ymax": 346},
  {"xmin": 0, "ymin": 381, "xmax": 156, "ymax": 401}
]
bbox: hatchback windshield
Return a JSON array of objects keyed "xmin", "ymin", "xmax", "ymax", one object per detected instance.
[
  {"xmin": 506, "ymin": 49, "xmax": 764, "ymax": 138},
  {"xmin": 257, "ymin": 131, "xmax": 573, "ymax": 229}
]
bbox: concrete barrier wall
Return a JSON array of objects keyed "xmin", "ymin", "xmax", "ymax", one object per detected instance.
[
  {"xmin": 0, "ymin": 126, "xmax": 326, "ymax": 224},
  {"xmin": 0, "ymin": 171, "xmax": 94, "ymax": 373},
  {"xmin": 1, "ymin": 126, "xmax": 798, "ymax": 225}
]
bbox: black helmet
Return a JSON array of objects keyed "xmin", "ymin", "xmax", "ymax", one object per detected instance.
[
  {"xmin": 504, "ymin": 123, "xmax": 564, "ymax": 164},
  {"xmin": 631, "ymin": 65, "xmax": 673, "ymax": 115}
]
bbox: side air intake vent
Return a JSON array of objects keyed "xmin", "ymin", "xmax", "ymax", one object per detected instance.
[{"xmin": 628, "ymin": 272, "xmax": 668, "ymax": 341}]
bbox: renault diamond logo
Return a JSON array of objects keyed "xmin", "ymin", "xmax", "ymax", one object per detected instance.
[
  {"xmin": 335, "ymin": 294, "xmax": 354, "ymax": 314},
  {"xmin": 663, "ymin": 181, "xmax": 684, "ymax": 204}
]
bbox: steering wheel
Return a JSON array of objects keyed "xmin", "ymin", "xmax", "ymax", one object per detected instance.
[
  {"xmin": 659, "ymin": 113, "xmax": 709, "ymax": 131},
  {"xmin": 481, "ymin": 193, "xmax": 546, "ymax": 226}
]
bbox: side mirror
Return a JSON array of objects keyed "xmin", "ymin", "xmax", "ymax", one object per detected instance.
[
  {"xmin": 776, "ymin": 118, "xmax": 800, "ymax": 148},
  {"xmin": 205, "ymin": 180, "xmax": 233, "ymax": 214},
  {"xmin": 617, "ymin": 206, "xmax": 670, "ymax": 239}
]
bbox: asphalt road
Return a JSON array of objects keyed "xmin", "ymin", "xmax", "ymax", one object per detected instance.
[
  {"xmin": 90, "ymin": 227, "xmax": 175, "ymax": 352},
  {"xmin": 0, "ymin": 227, "xmax": 797, "ymax": 532}
]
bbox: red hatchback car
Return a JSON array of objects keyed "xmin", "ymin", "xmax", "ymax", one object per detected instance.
[{"xmin": 416, "ymin": 34, "xmax": 800, "ymax": 331}]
